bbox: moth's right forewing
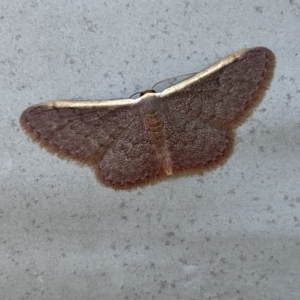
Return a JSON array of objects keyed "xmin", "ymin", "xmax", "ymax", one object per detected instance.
[{"xmin": 160, "ymin": 47, "xmax": 275, "ymax": 127}]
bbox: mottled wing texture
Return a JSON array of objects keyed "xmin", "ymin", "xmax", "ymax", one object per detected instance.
[
  {"xmin": 161, "ymin": 47, "xmax": 275, "ymax": 127},
  {"xmin": 164, "ymin": 110, "xmax": 233, "ymax": 173},
  {"xmin": 20, "ymin": 101, "xmax": 137, "ymax": 166},
  {"xmin": 95, "ymin": 117, "xmax": 161, "ymax": 188},
  {"xmin": 20, "ymin": 100, "xmax": 162, "ymax": 188}
]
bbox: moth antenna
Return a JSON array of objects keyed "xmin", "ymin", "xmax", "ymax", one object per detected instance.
[
  {"xmin": 129, "ymin": 72, "xmax": 198, "ymax": 98},
  {"xmin": 151, "ymin": 72, "xmax": 198, "ymax": 91}
]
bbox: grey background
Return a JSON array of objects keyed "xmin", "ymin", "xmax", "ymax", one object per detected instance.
[{"xmin": 1, "ymin": 1, "xmax": 300, "ymax": 299}]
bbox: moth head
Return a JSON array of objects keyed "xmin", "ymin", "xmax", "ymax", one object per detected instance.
[{"xmin": 139, "ymin": 89, "xmax": 156, "ymax": 96}]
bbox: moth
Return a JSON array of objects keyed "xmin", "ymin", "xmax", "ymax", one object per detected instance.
[{"xmin": 20, "ymin": 47, "xmax": 275, "ymax": 189}]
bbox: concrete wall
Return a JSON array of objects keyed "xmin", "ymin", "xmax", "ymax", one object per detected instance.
[{"xmin": 1, "ymin": 1, "xmax": 299, "ymax": 299}]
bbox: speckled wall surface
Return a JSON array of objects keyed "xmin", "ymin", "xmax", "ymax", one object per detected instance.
[{"xmin": 1, "ymin": 1, "xmax": 299, "ymax": 299}]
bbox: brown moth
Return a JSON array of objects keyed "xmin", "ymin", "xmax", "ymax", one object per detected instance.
[{"xmin": 20, "ymin": 47, "xmax": 275, "ymax": 189}]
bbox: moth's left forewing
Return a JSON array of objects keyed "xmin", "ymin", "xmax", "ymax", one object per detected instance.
[
  {"xmin": 20, "ymin": 98, "xmax": 140, "ymax": 165},
  {"xmin": 39, "ymin": 98, "xmax": 139, "ymax": 109}
]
